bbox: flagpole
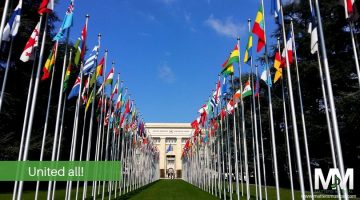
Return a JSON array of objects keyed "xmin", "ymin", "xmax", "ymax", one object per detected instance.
[
  {"xmin": 249, "ymin": 95, "xmax": 258, "ymax": 200},
  {"xmin": 279, "ymin": 3, "xmax": 306, "ymax": 198},
  {"xmin": 280, "ymin": 55, "xmax": 295, "ymax": 200},
  {"xmin": 248, "ymin": 16, "xmax": 262, "ymax": 199},
  {"xmin": 34, "ymin": 40, "xmax": 59, "ymax": 200},
  {"xmin": 0, "ymin": 37, "xmax": 14, "ymax": 112},
  {"xmin": 256, "ymin": 65, "xmax": 268, "ymax": 200},
  {"xmin": 0, "ymin": 0, "xmax": 10, "ymax": 49},
  {"xmin": 349, "ymin": 21, "xmax": 360, "ymax": 87},
  {"xmin": 313, "ymin": 1, "xmax": 348, "ymax": 199},
  {"xmin": 12, "ymin": 52, "xmax": 37, "ymax": 200},
  {"xmin": 290, "ymin": 19, "xmax": 315, "ymax": 199},
  {"xmin": 236, "ymin": 37, "xmax": 250, "ymax": 200},
  {"xmin": 16, "ymin": 14, "xmax": 47, "ymax": 200}
]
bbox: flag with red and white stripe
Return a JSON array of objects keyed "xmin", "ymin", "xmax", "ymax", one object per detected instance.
[{"xmin": 20, "ymin": 21, "xmax": 40, "ymax": 62}]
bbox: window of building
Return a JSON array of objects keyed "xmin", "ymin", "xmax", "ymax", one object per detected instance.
[
  {"xmin": 165, "ymin": 138, "xmax": 177, "ymax": 144},
  {"xmin": 181, "ymin": 138, "xmax": 188, "ymax": 144},
  {"xmin": 152, "ymin": 137, "xmax": 161, "ymax": 144}
]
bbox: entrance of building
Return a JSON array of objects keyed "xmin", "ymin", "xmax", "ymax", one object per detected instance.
[{"xmin": 166, "ymin": 155, "xmax": 175, "ymax": 178}]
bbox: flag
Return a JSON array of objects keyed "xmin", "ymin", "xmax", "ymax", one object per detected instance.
[
  {"xmin": 2, "ymin": 0, "xmax": 22, "ymax": 41},
  {"xmin": 68, "ymin": 75, "xmax": 80, "ymax": 99},
  {"xmin": 308, "ymin": 4, "xmax": 318, "ymax": 54},
  {"xmin": 281, "ymin": 31, "xmax": 293, "ymax": 66},
  {"xmin": 260, "ymin": 65, "xmax": 272, "ymax": 87},
  {"xmin": 226, "ymin": 99, "xmax": 235, "ymax": 114},
  {"xmin": 53, "ymin": 0, "xmax": 74, "ymax": 41},
  {"xmin": 96, "ymin": 56, "xmax": 104, "ymax": 76},
  {"xmin": 271, "ymin": 0, "xmax": 282, "ymax": 24},
  {"xmin": 41, "ymin": 43, "xmax": 57, "ymax": 80},
  {"xmin": 221, "ymin": 63, "xmax": 234, "ymax": 76},
  {"xmin": 339, "ymin": 0, "xmax": 359, "ymax": 20},
  {"xmin": 115, "ymin": 91, "xmax": 122, "ymax": 111},
  {"xmin": 273, "ymin": 52, "xmax": 283, "ymax": 83},
  {"xmin": 38, "ymin": 0, "xmax": 54, "ymax": 14},
  {"xmin": 83, "ymin": 54, "xmax": 97, "ymax": 74},
  {"xmin": 166, "ymin": 144, "xmax": 173, "ymax": 153},
  {"xmin": 214, "ymin": 80, "xmax": 221, "ymax": 104},
  {"xmin": 74, "ymin": 24, "xmax": 87, "ymax": 66},
  {"xmin": 85, "ymin": 90, "xmax": 94, "ymax": 112},
  {"xmin": 223, "ymin": 44, "xmax": 240, "ymax": 68},
  {"xmin": 110, "ymin": 80, "xmax": 119, "ymax": 100},
  {"xmin": 252, "ymin": 4, "xmax": 266, "ymax": 52},
  {"xmin": 222, "ymin": 77, "xmax": 228, "ymax": 95},
  {"xmin": 20, "ymin": 21, "xmax": 40, "ymax": 62},
  {"xmin": 63, "ymin": 63, "xmax": 72, "ymax": 92},
  {"xmin": 233, "ymin": 89, "xmax": 241, "ymax": 103},
  {"xmin": 242, "ymin": 80, "xmax": 252, "ymax": 98},
  {"xmin": 81, "ymin": 76, "xmax": 90, "ymax": 104},
  {"xmin": 244, "ymin": 33, "xmax": 253, "ymax": 64},
  {"xmin": 96, "ymin": 67, "xmax": 114, "ymax": 95},
  {"xmin": 254, "ymin": 77, "xmax": 260, "ymax": 97}
]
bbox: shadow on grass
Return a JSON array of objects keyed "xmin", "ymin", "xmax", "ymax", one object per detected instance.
[{"xmin": 114, "ymin": 180, "xmax": 160, "ymax": 200}]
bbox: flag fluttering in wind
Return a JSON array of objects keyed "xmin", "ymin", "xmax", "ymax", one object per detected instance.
[
  {"xmin": 74, "ymin": 24, "xmax": 87, "ymax": 66},
  {"xmin": 308, "ymin": 4, "xmax": 318, "ymax": 54},
  {"xmin": 63, "ymin": 64, "xmax": 72, "ymax": 92},
  {"xmin": 41, "ymin": 43, "xmax": 57, "ymax": 80},
  {"xmin": 53, "ymin": 0, "xmax": 74, "ymax": 41},
  {"xmin": 273, "ymin": 52, "xmax": 282, "ymax": 83},
  {"xmin": 221, "ymin": 44, "xmax": 239, "ymax": 76},
  {"xmin": 339, "ymin": 0, "xmax": 359, "ymax": 20},
  {"xmin": 110, "ymin": 79, "xmax": 119, "ymax": 100},
  {"xmin": 67, "ymin": 75, "xmax": 81, "ymax": 99},
  {"xmin": 96, "ymin": 67, "xmax": 114, "ymax": 94},
  {"xmin": 166, "ymin": 144, "xmax": 173, "ymax": 153},
  {"xmin": 271, "ymin": 0, "xmax": 282, "ymax": 24},
  {"xmin": 281, "ymin": 31, "xmax": 293, "ymax": 66},
  {"xmin": 244, "ymin": 33, "xmax": 253, "ymax": 64},
  {"xmin": 2, "ymin": 0, "xmax": 22, "ymax": 41},
  {"xmin": 81, "ymin": 76, "xmax": 90, "ymax": 104},
  {"xmin": 242, "ymin": 80, "xmax": 252, "ymax": 98},
  {"xmin": 38, "ymin": 0, "xmax": 54, "ymax": 15},
  {"xmin": 83, "ymin": 54, "xmax": 97, "ymax": 74},
  {"xmin": 96, "ymin": 56, "xmax": 105, "ymax": 77},
  {"xmin": 252, "ymin": 4, "xmax": 266, "ymax": 52},
  {"xmin": 260, "ymin": 64, "xmax": 272, "ymax": 87},
  {"xmin": 20, "ymin": 21, "xmax": 40, "ymax": 62}
]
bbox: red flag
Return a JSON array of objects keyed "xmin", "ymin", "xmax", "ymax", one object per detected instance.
[
  {"xmin": 38, "ymin": 0, "xmax": 54, "ymax": 14},
  {"xmin": 20, "ymin": 21, "xmax": 40, "ymax": 62}
]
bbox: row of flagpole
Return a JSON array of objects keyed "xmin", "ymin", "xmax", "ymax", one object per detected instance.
[
  {"xmin": 181, "ymin": 0, "xmax": 358, "ymax": 200},
  {"xmin": 0, "ymin": 1, "xmax": 160, "ymax": 200}
]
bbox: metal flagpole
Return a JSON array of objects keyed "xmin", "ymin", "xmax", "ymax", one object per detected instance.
[
  {"xmin": 256, "ymin": 65, "xmax": 268, "ymax": 200},
  {"xmin": 230, "ymin": 75, "xmax": 240, "ymax": 200},
  {"xmin": 12, "ymin": 52, "xmax": 37, "ymax": 200},
  {"xmin": 17, "ymin": 14, "xmax": 47, "ymax": 200},
  {"xmin": 0, "ymin": 37, "xmax": 14, "ymax": 112},
  {"xmin": 0, "ymin": 0, "xmax": 10, "ymax": 49},
  {"xmin": 314, "ymin": 1, "xmax": 348, "ymax": 199},
  {"xmin": 250, "ymin": 98, "xmax": 258, "ymax": 200},
  {"xmin": 237, "ymin": 37, "xmax": 250, "ymax": 200},
  {"xmin": 279, "ymin": 56, "xmax": 295, "ymax": 200},
  {"xmin": 249, "ymin": 16, "xmax": 262, "ymax": 199},
  {"xmin": 290, "ymin": 19, "xmax": 314, "ymax": 199},
  {"xmin": 47, "ymin": 27, "xmax": 72, "ymax": 198},
  {"xmin": 279, "ymin": 3, "xmax": 306, "ymax": 198},
  {"xmin": 225, "ymin": 106, "xmax": 232, "ymax": 199},
  {"xmin": 35, "ymin": 40, "xmax": 59, "ymax": 200},
  {"xmin": 349, "ymin": 20, "xmax": 360, "ymax": 87}
]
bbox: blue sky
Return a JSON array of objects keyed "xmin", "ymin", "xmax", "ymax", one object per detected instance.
[{"xmin": 55, "ymin": 0, "xmax": 279, "ymax": 123}]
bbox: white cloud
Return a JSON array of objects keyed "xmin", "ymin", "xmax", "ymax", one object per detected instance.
[
  {"xmin": 205, "ymin": 15, "xmax": 246, "ymax": 38},
  {"xmin": 158, "ymin": 62, "xmax": 176, "ymax": 83}
]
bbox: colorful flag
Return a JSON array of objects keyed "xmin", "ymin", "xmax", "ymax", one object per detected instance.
[
  {"xmin": 96, "ymin": 67, "xmax": 114, "ymax": 95},
  {"xmin": 222, "ymin": 77, "xmax": 228, "ymax": 95},
  {"xmin": 226, "ymin": 99, "xmax": 235, "ymax": 114},
  {"xmin": 244, "ymin": 33, "xmax": 253, "ymax": 64},
  {"xmin": 252, "ymin": 4, "xmax": 266, "ymax": 52},
  {"xmin": 81, "ymin": 76, "xmax": 90, "ymax": 104},
  {"xmin": 273, "ymin": 51, "xmax": 282, "ymax": 83},
  {"xmin": 254, "ymin": 77, "xmax": 260, "ymax": 97},
  {"xmin": 110, "ymin": 79, "xmax": 119, "ymax": 100},
  {"xmin": 63, "ymin": 63, "xmax": 72, "ymax": 92},
  {"xmin": 339, "ymin": 0, "xmax": 359, "ymax": 20},
  {"xmin": 67, "ymin": 75, "xmax": 80, "ymax": 99},
  {"xmin": 20, "ymin": 21, "xmax": 40, "ymax": 62},
  {"xmin": 242, "ymin": 80, "xmax": 252, "ymax": 98},
  {"xmin": 41, "ymin": 43, "xmax": 57, "ymax": 80},
  {"xmin": 74, "ymin": 24, "xmax": 87, "ymax": 66},
  {"xmin": 233, "ymin": 89, "xmax": 241, "ymax": 104},
  {"xmin": 83, "ymin": 54, "xmax": 97, "ymax": 74},
  {"xmin": 281, "ymin": 31, "xmax": 293, "ymax": 66},
  {"xmin": 85, "ymin": 90, "xmax": 94, "ymax": 112},
  {"xmin": 166, "ymin": 144, "xmax": 173, "ymax": 153},
  {"xmin": 53, "ymin": 0, "xmax": 74, "ymax": 41},
  {"xmin": 38, "ymin": 0, "xmax": 54, "ymax": 14},
  {"xmin": 2, "ymin": 0, "xmax": 22, "ymax": 41},
  {"xmin": 260, "ymin": 64, "xmax": 272, "ymax": 87},
  {"xmin": 96, "ymin": 56, "xmax": 104, "ymax": 77},
  {"xmin": 271, "ymin": 0, "xmax": 282, "ymax": 24},
  {"xmin": 223, "ymin": 44, "xmax": 240, "ymax": 68}
]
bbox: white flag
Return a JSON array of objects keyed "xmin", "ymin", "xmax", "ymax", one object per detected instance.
[{"xmin": 20, "ymin": 21, "xmax": 40, "ymax": 62}]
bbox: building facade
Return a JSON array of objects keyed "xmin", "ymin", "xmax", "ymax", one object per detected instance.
[{"xmin": 145, "ymin": 123, "xmax": 192, "ymax": 178}]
